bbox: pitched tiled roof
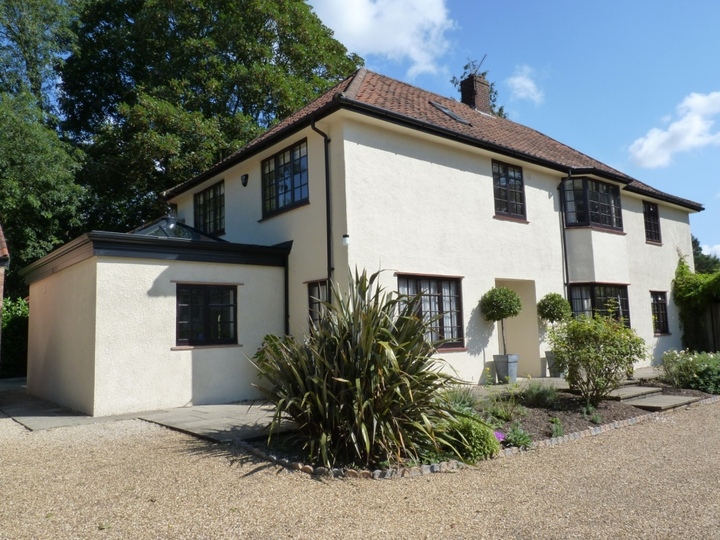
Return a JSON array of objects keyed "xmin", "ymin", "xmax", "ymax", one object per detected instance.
[{"xmin": 165, "ymin": 69, "xmax": 703, "ymax": 212}]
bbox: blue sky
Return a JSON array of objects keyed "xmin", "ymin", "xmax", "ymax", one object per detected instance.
[{"xmin": 309, "ymin": 0, "xmax": 720, "ymax": 256}]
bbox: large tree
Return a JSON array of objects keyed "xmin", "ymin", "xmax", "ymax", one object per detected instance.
[
  {"xmin": 0, "ymin": 0, "xmax": 75, "ymax": 113},
  {"xmin": 61, "ymin": 0, "xmax": 363, "ymax": 231},
  {"xmin": 0, "ymin": 92, "xmax": 83, "ymax": 296},
  {"xmin": 692, "ymin": 235, "xmax": 720, "ymax": 274}
]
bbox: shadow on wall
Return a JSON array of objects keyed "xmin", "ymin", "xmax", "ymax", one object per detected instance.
[{"xmin": 465, "ymin": 304, "xmax": 494, "ymax": 381}]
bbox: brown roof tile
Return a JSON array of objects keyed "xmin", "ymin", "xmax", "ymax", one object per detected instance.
[{"xmin": 165, "ymin": 69, "xmax": 703, "ymax": 212}]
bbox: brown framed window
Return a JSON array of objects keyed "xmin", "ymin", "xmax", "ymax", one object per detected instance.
[
  {"xmin": 562, "ymin": 178, "xmax": 623, "ymax": 231},
  {"xmin": 651, "ymin": 291, "xmax": 669, "ymax": 334},
  {"xmin": 397, "ymin": 275, "xmax": 464, "ymax": 348},
  {"xmin": 194, "ymin": 181, "xmax": 225, "ymax": 235},
  {"xmin": 492, "ymin": 160, "xmax": 525, "ymax": 219},
  {"xmin": 308, "ymin": 280, "xmax": 329, "ymax": 324},
  {"xmin": 262, "ymin": 139, "xmax": 309, "ymax": 217},
  {"xmin": 569, "ymin": 283, "xmax": 630, "ymax": 326},
  {"xmin": 176, "ymin": 284, "xmax": 236, "ymax": 346},
  {"xmin": 643, "ymin": 201, "xmax": 662, "ymax": 243}
]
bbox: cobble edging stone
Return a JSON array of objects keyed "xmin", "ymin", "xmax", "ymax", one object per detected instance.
[{"xmin": 233, "ymin": 439, "xmax": 463, "ymax": 480}]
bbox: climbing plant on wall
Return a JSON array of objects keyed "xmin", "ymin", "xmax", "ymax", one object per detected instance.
[{"xmin": 672, "ymin": 259, "xmax": 720, "ymax": 351}]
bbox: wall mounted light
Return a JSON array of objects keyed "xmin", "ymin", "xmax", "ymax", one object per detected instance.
[
  {"xmin": 342, "ymin": 234, "xmax": 350, "ymax": 246},
  {"xmin": 241, "ymin": 174, "xmax": 249, "ymax": 187}
]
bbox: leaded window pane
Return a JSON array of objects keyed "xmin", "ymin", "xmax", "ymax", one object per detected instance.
[
  {"xmin": 262, "ymin": 140, "xmax": 309, "ymax": 217},
  {"xmin": 493, "ymin": 160, "xmax": 525, "ymax": 219}
]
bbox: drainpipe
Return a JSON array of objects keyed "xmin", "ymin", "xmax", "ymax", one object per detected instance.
[
  {"xmin": 558, "ymin": 172, "xmax": 572, "ymax": 300},
  {"xmin": 311, "ymin": 120, "xmax": 333, "ymax": 302}
]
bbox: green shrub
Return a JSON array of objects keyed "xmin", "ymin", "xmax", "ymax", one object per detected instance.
[
  {"xmin": 537, "ymin": 293, "xmax": 571, "ymax": 324},
  {"xmin": 252, "ymin": 269, "xmax": 466, "ymax": 469},
  {"xmin": 479, "ymin": 286, "xmax": 522, "ymax": 355},
  {"xmin": 522, "ymin": 381, "xmax": 559, "ymax": 408},
  {"xmin": 549, "ymin": 313, "xmax": 646, "ymax": 407},
  {"xmin": 444, "ymin": 417, "xmax": 500, "ymax": 463},
  {"xmin": 443, "ymin": 385, "xmax": 480, "ymax": 415},
  {"xmin": 1, "ymin": 297, "xmax": 29, "ymax": 378},
  {"xmin": 549, "ymin": 417, "xmax": 564, "ymax": 438},
  {"xmin": 660, "ymin": 349, "xmax": 720, "ymax": 394},
  {"xmin": 504, "ymin": 422, "xmax": 532, "ymax": 449}
]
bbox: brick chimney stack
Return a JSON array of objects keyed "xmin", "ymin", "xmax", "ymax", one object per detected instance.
[{"xmin": 460, "ymin": 74, "xmax": 491, "ymax": 114}]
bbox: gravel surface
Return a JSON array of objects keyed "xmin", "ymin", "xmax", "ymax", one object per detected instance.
[{"xmin": 1, "ymin": 403, "xmax": 719, "ymax": 540}]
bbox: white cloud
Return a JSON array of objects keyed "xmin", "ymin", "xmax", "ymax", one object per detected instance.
[
  {"xmin": 702, "ymin": 244, "xmax": 720, "ymax": 258},
  {"xmin": 506, "ymin": 65, "xmax": 544, "ymax": 105},
  {"xmin": 629, "ymin": 91, "xmax": 720, "ymax": 168},
  {"xmin": 309, "ymin": 0, "xmax": 455, "ymax": 77}
]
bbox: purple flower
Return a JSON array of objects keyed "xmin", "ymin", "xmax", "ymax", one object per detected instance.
[{"xmin": 494, "ymin": 431, "xmax": 505, "ymax": 442}]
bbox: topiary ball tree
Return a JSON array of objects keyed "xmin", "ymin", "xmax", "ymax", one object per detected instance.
[
  {"xmin": 479, "ymin": 286, "xmax": 522, "ymax": 355},
  {"xmin": 537, "ymin": 292, "xmax": 572, "ymax": 325}
]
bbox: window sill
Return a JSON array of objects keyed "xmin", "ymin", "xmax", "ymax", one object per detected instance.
[
  {"xmin": 566, "ymin": 225, "xmax": 626, "ymax": 236},
  {"xmin": 653, "ymin": 333, "xmax": 671, "ymax": 337},
  {"xmin": 172, "ymin": 344, "xmax": 243, "ymax": 351},
  {"xmin": 258, "ymin": 199, "xmax": 310, "ymax": 222},
  {"xmin": 493, "ymin": 214, "xmax": 528, "ymax": 224},
  {"xmin": 646, "ymin": 240, "xmax": 663, "ymax": 247},
  {"xmin": 437, "ymin": 346, "xmax": 467, "ymax": 353}
]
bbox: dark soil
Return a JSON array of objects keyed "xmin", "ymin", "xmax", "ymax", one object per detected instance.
[{"xmin": 484, "ymin": 382, "xmax": 713, "ymax": 443}]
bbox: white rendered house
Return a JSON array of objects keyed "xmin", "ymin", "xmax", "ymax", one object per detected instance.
[{"xmin": 23, "ymin": 69, "xmax": 703, "ymax": 415}]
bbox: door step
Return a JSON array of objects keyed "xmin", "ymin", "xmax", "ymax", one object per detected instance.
[{"xmin": 625, "ymin": 394, "xmax": 703, "ymax": 412}]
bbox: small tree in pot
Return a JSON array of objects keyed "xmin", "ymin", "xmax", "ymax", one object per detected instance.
[
  {"xmin": 537, "ymin": 292, "xmax": 572, "ymax": 377},
  {"xmin": 480, "ymin": 286, "xmax": 522, "ymax": 383}
]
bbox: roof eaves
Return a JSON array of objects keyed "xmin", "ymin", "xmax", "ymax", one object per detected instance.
[{"xmin": 624, "ymin": 183, "xmax": 704, "ymax": 212}]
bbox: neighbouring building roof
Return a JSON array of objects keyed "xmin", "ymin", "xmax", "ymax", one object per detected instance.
[
  {"xmin": 0, "ymin": 224, "xmax": 9, "ymax": 268},
  {"xmin": 164, "ymin": 69, "xmax": 704, "ymax": 213}
]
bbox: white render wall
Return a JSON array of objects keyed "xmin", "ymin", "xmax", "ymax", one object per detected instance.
[
  {"xmin": 28, "ymin": 255, "xmax": 284, "ymax": 416},
  {"xmin": 27, "ymin": 258, "xmax": 98, "ymax": 414},
  {"xmin": 170, "ymin": 111, "xmax": 695, "ymax": 383},
  {"xmin": 91, "ymin": 258, "xmax": 285, "ymax": 416}
]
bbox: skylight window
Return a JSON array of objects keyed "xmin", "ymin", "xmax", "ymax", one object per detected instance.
[{"xmin": 429, "ymin": 101, "xmax": 471, "ymax": 125}]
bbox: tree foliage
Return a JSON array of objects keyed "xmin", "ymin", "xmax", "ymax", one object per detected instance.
[
  {"xmin": 60, "ymin": 0, "xmax": 363, "ymax": 231},
  {"xmin": 692, "ymin": 235, "xmax": 720, "ymax": 274},
  {"xmin": 0, "ymin": 92, "xmax": 83, "ymax": 296},
  {"xmin": 0, "ymin": 0, "xmax": 75, "ymax": 113}
]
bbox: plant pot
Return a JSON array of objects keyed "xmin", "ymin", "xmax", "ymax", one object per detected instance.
[
  {"xmin": 545, "ymin": 351, "xmax": 563, "ymax": 377},
  {"xmin": 493, "ymin": 354, "xmax": 518, "ymax": 384}
]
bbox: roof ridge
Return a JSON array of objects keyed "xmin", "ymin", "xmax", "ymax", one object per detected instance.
[{"xmin": 342, "ymin": 67, "xmax": 368, "ymax": 100}]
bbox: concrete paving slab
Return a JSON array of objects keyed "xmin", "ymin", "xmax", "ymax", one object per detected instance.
[
  {"xmin": 607, "ymin": 386, "xmax": 662, "ymax": 401},
  {"xmin": 0, "ymin": 379, "xmax": 285, "ymax": 440},
  {"xmin": 628, "ymin": 394, "xmax": 703, "ymax": 411}
]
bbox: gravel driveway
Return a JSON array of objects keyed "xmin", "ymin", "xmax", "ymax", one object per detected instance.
[{"xmin": 1, "ymin": 402, "xmax": 719, "ymax": 540}]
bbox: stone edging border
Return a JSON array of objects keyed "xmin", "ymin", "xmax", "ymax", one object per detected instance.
[{"xmin": 232, "ymin": 395, "xmax": 720, "ymax": 479}]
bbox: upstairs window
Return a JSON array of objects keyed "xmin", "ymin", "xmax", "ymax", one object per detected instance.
[
  {"xmin": 569, "ymin": 283, "xmax": 630, "ymax": 326},
  {"xmin": 492, "ymin": 160, "xmax": 525, "ymax": 219},
  {"xmin": 562, "ymin": 178, "xmax": 623, "ymax": 231},
  {"xmin": 262, "ymin": 139, "xmax": 308, "ymax": 217},
  {"xmin": 651, "ymin": 291, "xmax": 669, "ymax": 334},
  {"xmin": 643, "ymin": 201, "xmax": 662, "ymax": 243},
  {"xmin": 398, "ymin": 275, "xmax": 464, "ymax": 348},
  {"xmin": 194, "ymin": 181, "xmax": 225, "ymax": 235},
  {"xmin": 176, "ymin": 284, "xmax": 237, "ymax": 346}
]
